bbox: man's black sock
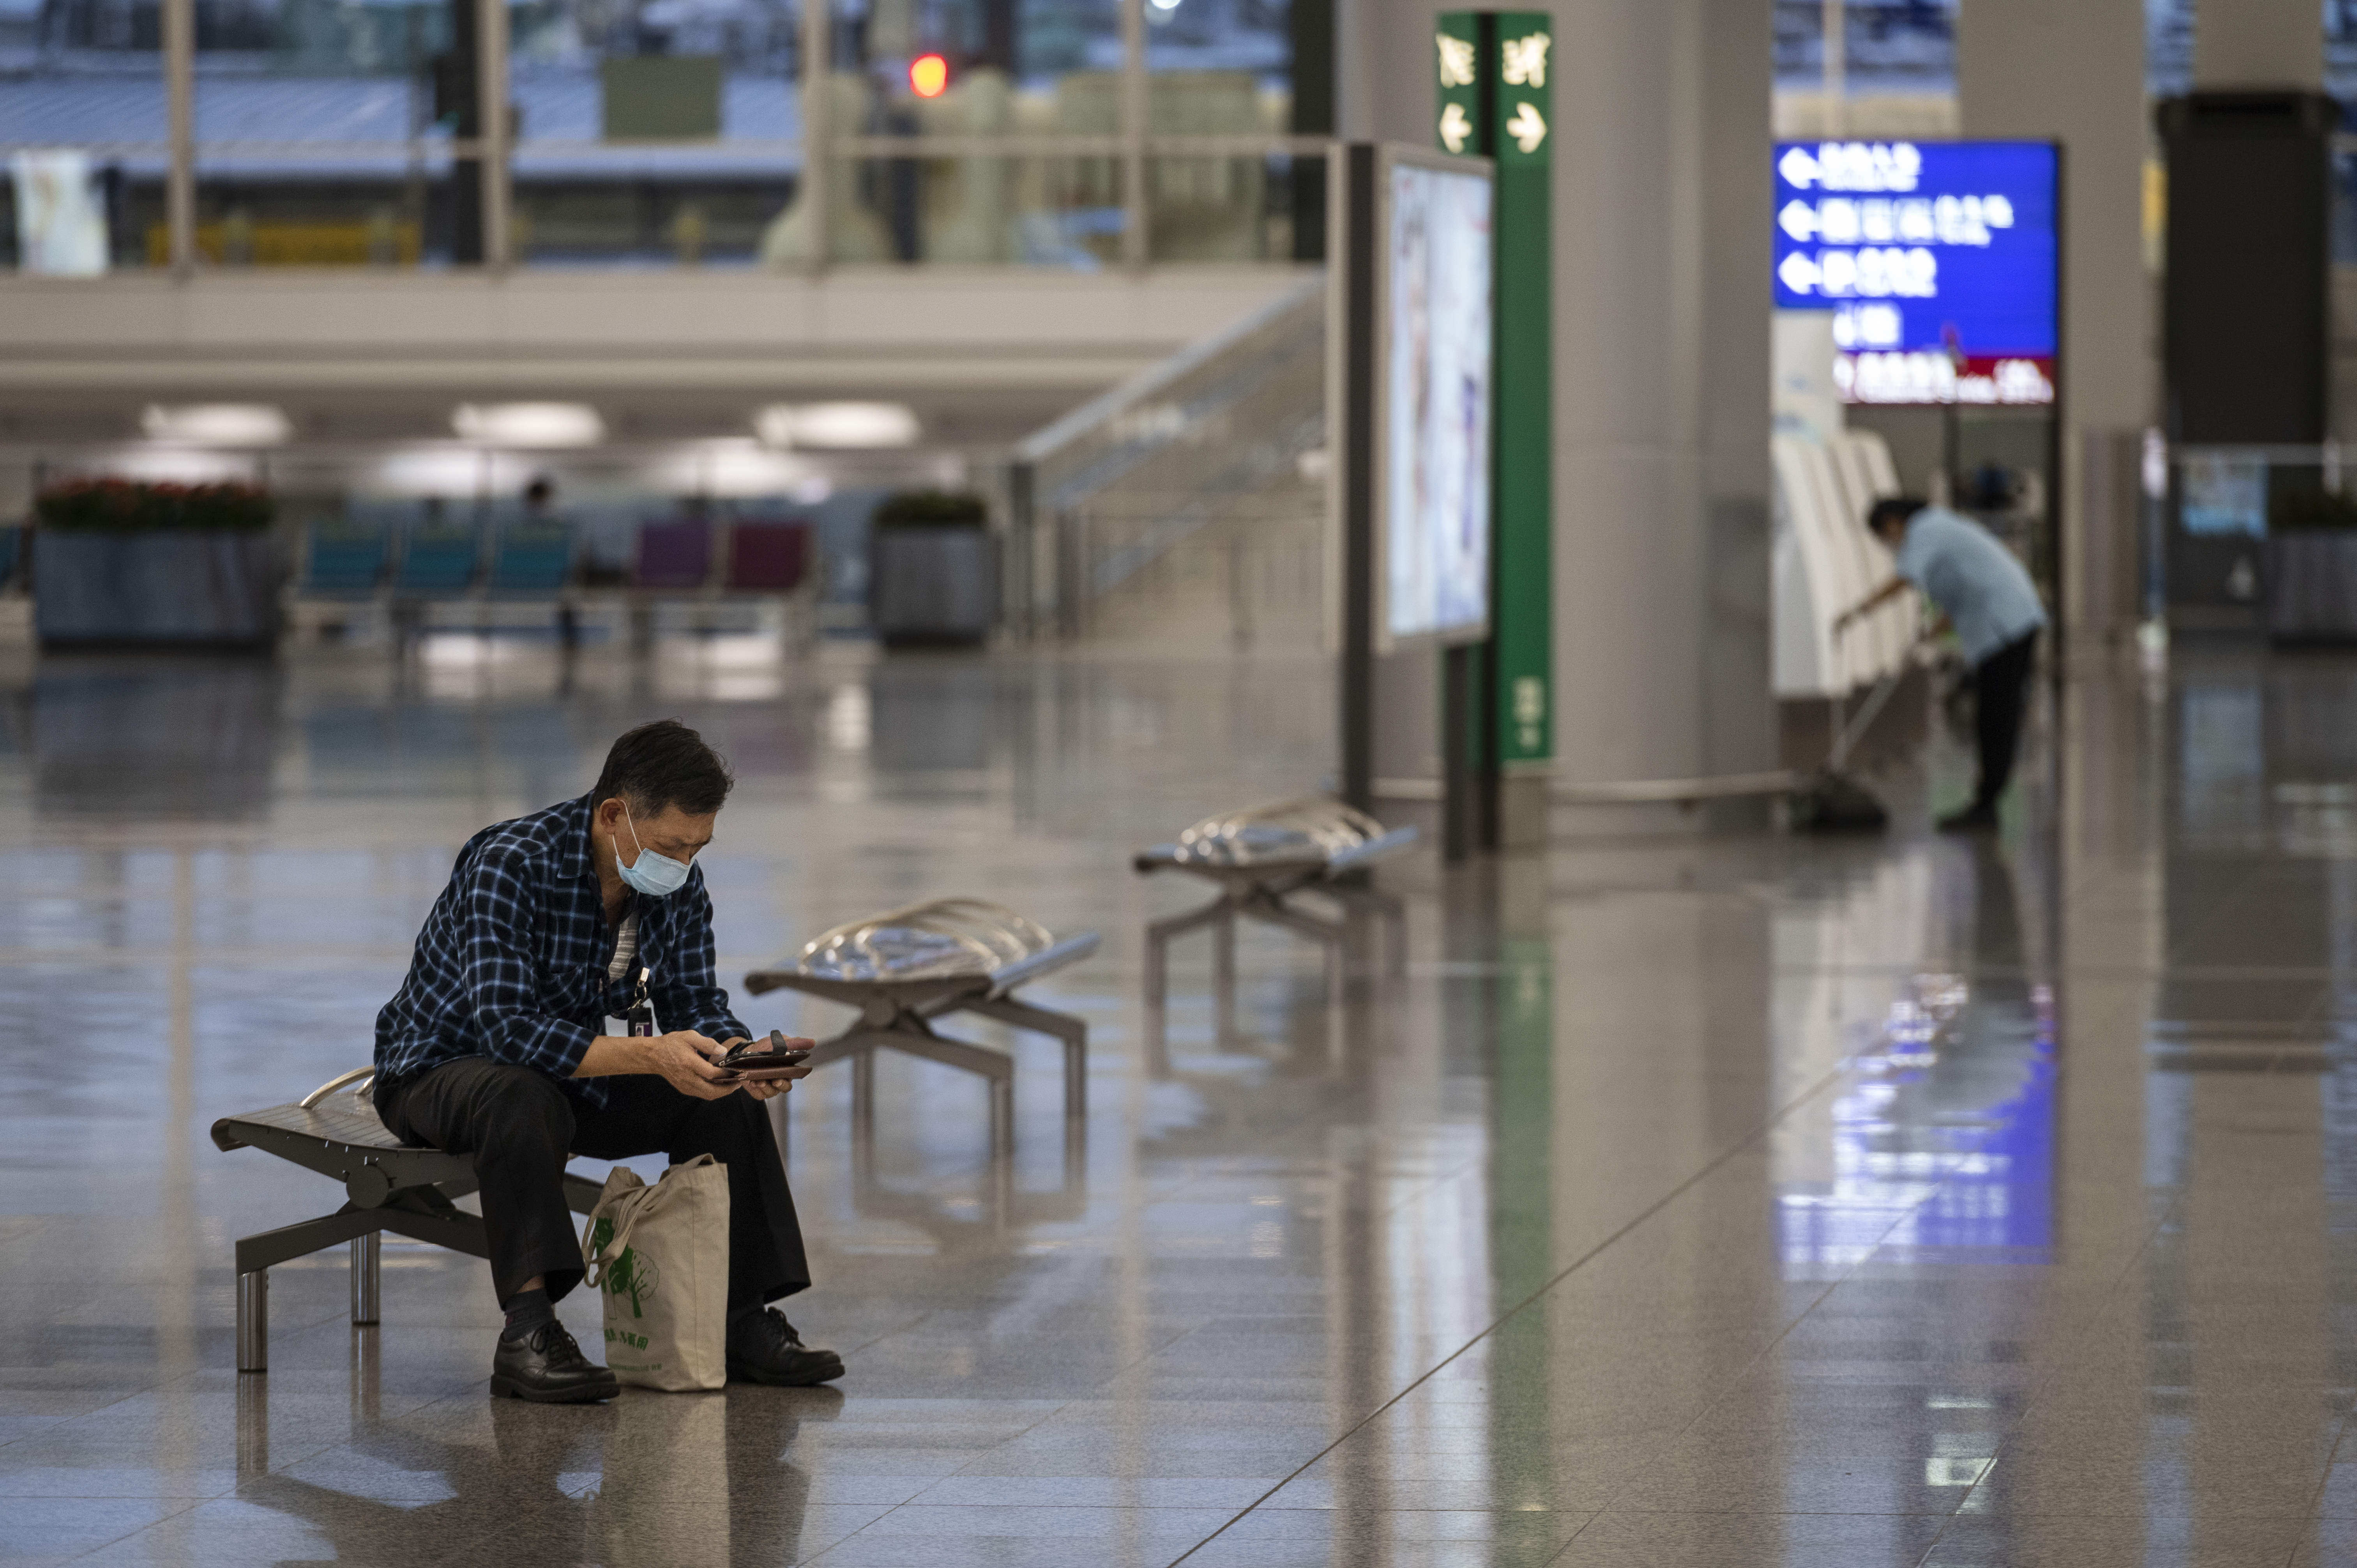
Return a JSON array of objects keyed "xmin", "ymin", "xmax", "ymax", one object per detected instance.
[{"xmin": 502, "ymin": 1288, "xmax": 556, "ymax": 1340}]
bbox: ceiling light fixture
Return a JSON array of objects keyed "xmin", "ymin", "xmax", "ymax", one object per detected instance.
[
  {"xmin": 754, "ymin": 401, "xmax": 920, "ymax": 450},
  {"xmin": 452, "ymin": 402, "xmax": 604, "ymax": 448},
  {"xmin": 658, "ymin": 438, "xmax": 812, "ymax": 498},
  {"xmin": 140, "ymin": 403, "xmax": 291, "ymax": 447}
]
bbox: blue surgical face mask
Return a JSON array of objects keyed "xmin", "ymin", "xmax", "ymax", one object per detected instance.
[{"xmin": 615, "ymin": 802, "xmax": 693, "ymax": 899}]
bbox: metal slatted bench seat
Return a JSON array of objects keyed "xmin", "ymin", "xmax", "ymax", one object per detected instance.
[
  {"xmin": 744, "ymin": 898, "xmax": 1099, "ymax": 1157},
  {"xmin": 211, "ymin": 1068, "xmax": 604, "ymax": 1374},
  {"xmin": 1134, "ymin": 796, "xmax": 1416, "ymax": 1015}
]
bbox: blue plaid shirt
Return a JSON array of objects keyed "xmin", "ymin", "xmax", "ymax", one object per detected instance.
[{"xmin": 374, "ymin": 793, "xmax": 750, "ymax": 1108}]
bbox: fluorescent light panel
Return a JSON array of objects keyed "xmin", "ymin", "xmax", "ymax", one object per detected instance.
[
  {"xmin": 755, "ymin": 401, "xmax": 920, "ymax": 450},
  {"xmin": 141, "ymin": 403, "xmax": 290, "ymax": 447},
  {"xmin": 452, "ymin": 403, "xmax": 605, "ymax": 448}
]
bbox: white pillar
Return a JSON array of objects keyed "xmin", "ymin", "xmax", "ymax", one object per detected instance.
[
  {"xmin": 163, "ymin": 0, "xmax": 194, "ymax": 275},
  {"xmin": 1549, "ymin": 0, "xmax": 1773, "ymax": 786},
  {"xmin": 2195, "ymin": 0, "xmax": 2322, "ymax": 89},
  {"xmin": 1958, "ymin": 0, "xmax": 2153, "ymax": 645},
  {"xmin": 476, "ymin": 0, "xmax": 511, "ymax": 268},
  {"xmin": 1339, "ymin": 0, "xmax": 1775, "ymax": 791}
]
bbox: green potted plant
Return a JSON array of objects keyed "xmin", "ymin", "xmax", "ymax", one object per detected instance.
[
  {"xmin": 868, "ymin": 489, "xmax": 995, "ymax": 647},
  {"xmin": 33, "ymin": 478, "xmax": 283, "ymax": 649}
]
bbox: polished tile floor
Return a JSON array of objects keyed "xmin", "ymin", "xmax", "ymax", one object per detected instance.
[{"xmin": 0, "ymin": 633, "xmax": 2349, "ymax": 1566}]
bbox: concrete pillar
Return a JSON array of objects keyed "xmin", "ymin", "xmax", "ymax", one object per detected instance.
[
  {"xmin": 2195, "ymin": 0, "xmax": 2322, "ymax": 89},
  {"xmin": 1958, "ymin": 0, "xmax": 2153, "ymax": 647},
  {"xmin": 1340, "ymin": 0, "xmax": 1775, "ymax": 791}
]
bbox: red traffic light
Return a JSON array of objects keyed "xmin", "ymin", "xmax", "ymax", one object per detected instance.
[{"xmin": 910, "ymin": 53, "xmax": 949, "ymax": 98}]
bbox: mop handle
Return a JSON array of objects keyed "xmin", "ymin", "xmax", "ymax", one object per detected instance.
[{"xmin": 1826, "ymin": 618, "xmax": 1929, "ymax": 774}]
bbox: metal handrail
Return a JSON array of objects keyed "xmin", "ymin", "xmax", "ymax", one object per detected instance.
[{"xmin": 298, "ymin": 1067, "xmax": 376, "ymax": 1109}]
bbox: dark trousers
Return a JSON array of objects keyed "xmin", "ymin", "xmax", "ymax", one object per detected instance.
[
  {"xmin": 377, "ymin": 1059, "xmax": 811, "ymax": 1312},
  {"xmin": 1972, "ymin": 630, "xmax": 2039, "ymax": 810}
]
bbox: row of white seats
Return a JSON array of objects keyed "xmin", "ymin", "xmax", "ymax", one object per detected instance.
[{"xmin": 1771, "ymin": 428, "xmax": 1919, "ymax": 699}]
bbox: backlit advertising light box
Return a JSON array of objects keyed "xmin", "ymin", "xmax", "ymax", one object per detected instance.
[
  {"xmin": 1772, "ymin": 139, "xmax": 2058, "ymax": 407},
  {"xmin": 1381, "ymin": 146, "xmax": 1495, "ymax": 646}
]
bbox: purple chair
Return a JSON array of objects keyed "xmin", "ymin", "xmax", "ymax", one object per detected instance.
[
  {"xmin": 726, "ymin": 521, "xmax": 812, "ymax": 593},
  {"xmin": 634, "ymin": 518, "xmax": 712, "ymax": 590}
]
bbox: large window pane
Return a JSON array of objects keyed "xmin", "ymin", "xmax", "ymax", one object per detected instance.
[
  {"xmin": 1147, "ymin": 148, "xmax": 1302, "ymax": 262},
  {"xmin": 194, "ymin": 0, "xmax": 452, "ymax": 267},
  {"xmin": 829, "ymin": 154, "xmax": 1117, "ymax": 263},
  {"xmin": 831, "ymin": 0, "xmax": 1120, "ymax": 139},
  {"xmin": 1144, "ymin": 0, "xmax": 1289, "ymax": 118},
  {"xmin": 512, "ymin": 0, "xmax": 801, "ymax": 266},
  {"xmin": 0, "ymin": 0, "xmax": 166, "ymax": 272},
  {"xmin": 1146, "ymin": 0, "xmax": 1306, "ymax": 259}
]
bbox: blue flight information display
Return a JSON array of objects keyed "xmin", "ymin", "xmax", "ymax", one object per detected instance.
[{"xmin": 1772, "ymin": 139, "xmax": 2058, "ymax": 406}]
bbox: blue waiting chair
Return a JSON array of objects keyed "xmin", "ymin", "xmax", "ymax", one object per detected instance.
[
  {"xmin": 301, "ymin": 523, "xmax": 390, "ymax": 598},
  {"xmin": 0, "ymin": 525, "xmax": 23, "ymax": 589},
  {"xmin": 394, "ymin": 522, "xmax": 482, "ymax": 596},
  {"xmin": 488, "ymin": 526, "xmax": 574, "ymax": 595}
]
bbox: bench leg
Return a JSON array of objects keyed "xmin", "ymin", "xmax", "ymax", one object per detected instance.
[
  {"xmin": 850, "ymin": 1047, "xmax": 877, "ymax": 1184},
  {"xmin": 1143, "ymin": 920, "xmax": 1168, "ymax": 1007},
  {"xmin": 1062, "ymin": 1036, "xmax": 1087, "ymax": 1127},
  {"xmin": 988, "ymin": 1074, "xmax": 1014, "ymax": 1163},
  {"xmin": 237, "ymin": 1270, "xmax": 268, "ymax": 1374},
  {"xmin": 236, "ymin": 1367, "xmax": 269, "ymax": 1474},
  {"xmin": 1062, "ymin": 1038, "xmax": 1088, "ymax": 1187},
  {"xmin": 1248, "ymin": 897, "xmax": 1346, "ymax": 1007},
  {"xmin": 1212, "ymin": 904, "xmax": 1237, "ymax": 1045},
  {"xmin": 350, "ymin": 1233, "xmax": 380, "ymax": 1327},
  {"xmin": 989, "ymin": 1075, "xmax": 1015, "ymax": 1220},
  {"xmin": 1144, "ymin": 896, "xmax": 1226, "ymax": 1006},
  {"xmin": 1376, "ymin": 888, "xmax": 1408, "ymax": 977},
  {"xmin": 952, "ymin": 996, "xmax": 1088, "ymax": 1127}
]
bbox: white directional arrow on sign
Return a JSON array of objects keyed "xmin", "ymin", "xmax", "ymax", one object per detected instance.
[
  {"xmin": 1504, "ymin": 101, "xmax": 1546, "ymax": 153},
  {"xmin": 1438, "ymin": 101, "xmax": 1472, "ymax": 153},
  {"xmin": 1777, "ymin": 252, "xmax": 1821, "ymax": 294}
]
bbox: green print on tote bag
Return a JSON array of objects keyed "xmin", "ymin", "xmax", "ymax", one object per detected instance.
[{"xmin": 580, "ymin": 1154, "xmax": 731, "ymax": 1390}]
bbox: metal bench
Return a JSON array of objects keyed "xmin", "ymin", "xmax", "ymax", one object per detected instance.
[
  {"xmin": 1134, "ymin": 798, "xmax": 1415, "ymax": 1049},
  {"xmin": 744, "ymin": 898, "xmax": 1099, "ymax": 1164},
  {"xmin": 211, "ymin": 1068, "xmax": 604, "ymax": 1375}
]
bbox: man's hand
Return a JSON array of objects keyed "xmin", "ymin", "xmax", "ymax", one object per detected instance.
[
  {"xmin": 741, "ymin": 1068, "xmax": 807, "ymax": 1102},
  {"xmin": 711, "ymin": 1036, "xmax": 810, "ymax": 1102},
  {"xmin": 641, "ymin": 1030, "xmax": 739, "ymax": 1100}
]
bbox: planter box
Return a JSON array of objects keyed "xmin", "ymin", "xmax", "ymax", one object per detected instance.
[
  {"xmin": 2267, "ymin": 533, "xmax": 2357, "ymax": 642},
  {"xmin": 35, "ymin": 531, "xmax": 282, "ymax": 650},
  {"xmin": 870, "ymin": 528, "xmax": 995, "ymax": 647}
]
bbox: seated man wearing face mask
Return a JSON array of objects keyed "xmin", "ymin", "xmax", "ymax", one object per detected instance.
[{"xmin": 371, "ymin": 719, "xmax": 843, "ymax": 1403}]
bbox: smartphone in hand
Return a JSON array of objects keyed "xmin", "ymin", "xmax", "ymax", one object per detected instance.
[{"xmin": 717, "ymin": 1029, "xmax": 816, "ymax": 1081}]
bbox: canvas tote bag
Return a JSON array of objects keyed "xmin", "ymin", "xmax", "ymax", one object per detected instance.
[{"xmin": 580, "ymin": 1154, "xmax": 731, "ymax": 1391}]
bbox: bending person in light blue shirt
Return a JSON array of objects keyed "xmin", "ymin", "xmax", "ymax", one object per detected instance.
[{"xmin": 1838, "ymin": 499, "xmax": 2047, "ymax": 833}]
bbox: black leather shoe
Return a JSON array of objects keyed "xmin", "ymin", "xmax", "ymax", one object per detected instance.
[
  {"xmin": 489, "ymin": 1320, "xmax": 619, "ymax": 1404},
  {"xmin": 726, "ymin": 1308, "xmax": 844, "ymax": 1386}
]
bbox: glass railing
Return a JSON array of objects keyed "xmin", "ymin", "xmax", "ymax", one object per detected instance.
[{"xmin": 1005, "ymin": 272, "xmax": 1325, "ymax": 648}]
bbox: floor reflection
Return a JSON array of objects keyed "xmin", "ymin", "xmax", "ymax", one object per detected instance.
[
  {"xmin": 224, "ymin": 1331, "xmax": 841, "ymax": 1568},
  {"xmin": 5, "ymin": 640, "xmax": 2357, "ymax": 1565}
]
